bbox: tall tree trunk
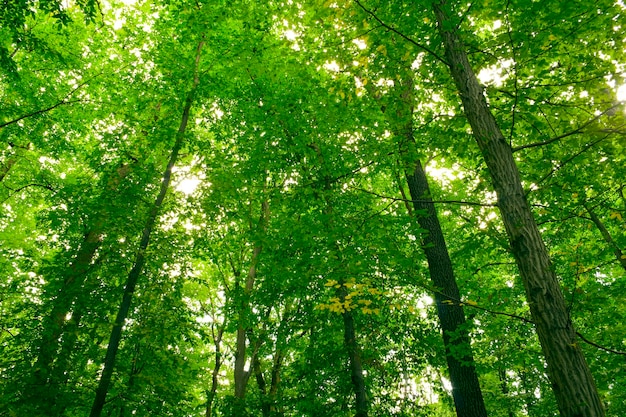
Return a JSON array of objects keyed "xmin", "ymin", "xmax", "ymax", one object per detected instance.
[
  {"xmin": 405, "ymin": 160, "xmax": 488, "ymax": 417},
  {"xmin": 497, "ymin": 367, "xmax": 515, "ymax": 417},
  {"xmin": 29, "ymin": 227, "xmax": 103, "ymax": 413},
  {"xmin": 432, "ymin": 2, "xmax": 604, "ymax": 416},
  {"xmin": 234, "ymin": 199, "xmax": 269, "ymax": 404},
  {"xmin": 88, "ymin": 39, "xmax": 205, "ymax": 417},
  {"xmin": 374, "ymin": 71, "xmax": 487, "ymax": 417},
  {"xmin": 29, "ymin": 161, "xmax": 138, "ymax": 415},
  {"xmin": 339, "ymin": 283, "xmax": 368, "ymax": 417},
  {"xmin": 314, "ymin": 142, "xmax": 370, "ymax": 417},
  {"xmin": 205, "ymin": 324, "xmax": 225, "ymax": 417}
]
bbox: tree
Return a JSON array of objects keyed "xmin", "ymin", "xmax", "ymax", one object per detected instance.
[{"xmin": 2, "ymin": 1, "xmax": 625, "ymax": 416}]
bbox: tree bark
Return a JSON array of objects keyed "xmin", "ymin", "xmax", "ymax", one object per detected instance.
[
  {"xmin": 234, "ymin": 200, "xmax": 269, "ymax": 401},
  {"xmin": 405, "ymin": 160, "xmax": 488, "ymax": 417},
  {"xmin": 205, "ymin": 324, "xmax": 224, "ymax": 417},
  {"xmin": 88, "ymin": 39, "xmax": 205, "ymax": 417},
  {"xmin": 375, "ymin": 71, "xmax": 487, "ymax": 417},
  {"xmin": 315, "ymin": 142, "xmax": 370, "ymax": 417},
  {"xmin": 432, "ymin": 2, "xmax": 604, "ymax": 416},
  {"xmin": 340, "ymin": 285, "xmax": 368, "ymax": 417}
]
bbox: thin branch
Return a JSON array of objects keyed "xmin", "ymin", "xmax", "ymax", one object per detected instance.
[
  {"xmin": 531, "ymin": 134, "xmax": 610, "ymax": 193},
  {"xmin": 0, "ymin": 99, "xmax": 83, "ymax": 129},
  {"xmin": 576, "ymin": 332, "xmax": 626, "ymax": 356},
  {"xmin": 472, "ymin": 261, "xmax": 516, "ymax": 275},
  {"xmin": 0, "ymin": 65, "xmax": 124, "ymax": 130},
  {"xmin": 440, "ymin": 293, "xmax": 626, "ymax": 355},
  {"xmin": 512, "ymin": 103, "xmax": 623, "ymax": 152},
  {"xmin": 353, "ymin": 0, "xmax": 448, "ymax": 66},
  {"xmin": 351, "ymin": 186, "xmax": 497, "ymax": 207}
]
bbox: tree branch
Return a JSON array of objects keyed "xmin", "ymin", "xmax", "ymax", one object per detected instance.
[
  {"xmin": 351, "ymin": 186, "xmax": 497, "ymax": 207},
  {"xmin": 512, "ymin": 103, "xmax": 623, "ymax": 152},
  {"xmin": 575, "ymin": 332, "xmax": 626, "ymax": 356},
  {"xmin": 353, "ymin": 0, "xmax": 449, "ymax": 66}
]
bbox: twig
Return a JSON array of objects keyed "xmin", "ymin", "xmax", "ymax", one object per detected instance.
[
  {"xmin": 353, "ymin": 0, "xmax": 448, "ymax": 66},
  {"xmin": 351, "ymin": 186, "xmax": 497, "ymax": 207},
  {"xmin": 576, "ymin": 332, "xmax": 626, "ymax": 356},
  {"xmin": 512, "ymin": 103, "xmax": 623, "ymax": 152}
]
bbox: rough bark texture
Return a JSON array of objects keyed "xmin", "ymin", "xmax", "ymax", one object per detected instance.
[
  {"xmin": 432, "ymin": 2, "xmax": 604, "ymax": 416},
  {"xmin": 379, "ymin": 72, "xmax": 487, "ymax": 417},
  {"xmin": 405, "ymin": 160, "xmax": 488, "ymax": 417},
  {"xmin": 89, "ymin": 39, "xmax": 205, "ymax": 417}
]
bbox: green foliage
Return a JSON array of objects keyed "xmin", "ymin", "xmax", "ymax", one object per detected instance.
[{"xmin": 0, "ymin": 0, "xmax": 624, "ymax": 416}]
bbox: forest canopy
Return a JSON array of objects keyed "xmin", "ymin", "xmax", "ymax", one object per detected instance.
[{"xmin": 1, "ymin": 0, "xmax": 625, "ymax": 416}]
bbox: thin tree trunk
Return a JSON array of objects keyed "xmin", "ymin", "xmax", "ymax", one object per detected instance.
[
  {"xmin": 432, "ymin": 2, "xmax": 604, "ymax": 415},
  {"xmin": 268, "ymin": 348, "xmax": 284, "ymax": 416},
  {"xmin": 29, "ymin": 227, "xmax": 103, "ymax": 413},
  {"xmin": 88, "ymin": 39, "xmax": 205, "ymax": 417},
  {"xmin": 234, "ymin": 200, "xmax": 269, "ymax": 401},
  {"xmin": 497, "ymin": 368, "xmax": 515, "ymax": 417},
  {"xmin": 253, "ymin": 356, "xmax": 271, "ymax": 417},
  {"xmin": 313, "ymin": 141, "xmax": 369, "ymax": 416},
  {"xmin": 339, "ymin": 283, "xmax": 368, "ymax": 417},
  {"xmin": 29, "ymin": 162, "xmax": 137, "ymax": 416},
  {"xmin": 405, "ymin": 160, "xmax": 488, "ymax": 417},
  {"xmin": 205, "ymin": 324, "xmax": 225, "ymax": 417},
  {"xmin": 374, "ymin": 72, "xmax": 487, "ymax": 417}
]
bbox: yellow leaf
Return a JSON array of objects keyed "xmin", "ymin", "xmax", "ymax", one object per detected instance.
[
  {"xmin": 423, "ymin": 17, "xmax": 430, "ymax": 23},
  {"xmin": 465, "ymin": 300, "xmax": 478, "ymax": 307},
  {"xmin": 609, "ymin": 212, "xmax": 623, "ymax": 221},
  {"xmin": 572, "ymin": 193, "xmax": 578, "ymax": 199},
  {"xmin": 325, "ymin": 279, "xmax": 338, "ymax": 287},
  {"xmin": 548, "ymin": 34, "xmax": 557, "ymax": 41}
]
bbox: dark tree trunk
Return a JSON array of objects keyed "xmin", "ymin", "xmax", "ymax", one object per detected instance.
[
  {"xmin": 88, "ymin": 39, "xmax": 205, "ymax": 417},
  {"xmin": 234, "ymin": 200, "xmax": 268, "ymax": 402},
  {"xmin": 341, "ymin": 301, "xmax": 368, "ymax": 417},
  {"xmin": 205, "ymin": 324, "xmax": 224, "ymax": 417},
  {"xmin": 405, "ymin": 160, "xmax": 488, "ymax": 417},
  {"xmin": 29, "ymin": 228, "xmax": 102, "ymax": 413},
  {"xmin": 375, "ymin": 71, "xmax": 487, "ymax": 417},
  {"xmin": 432, "ymin": 2, "xmax": 604, "ymax": 416},
  {"xmin": 314, "ymin": 142, "xmax": 369, "ymax": 417}
]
